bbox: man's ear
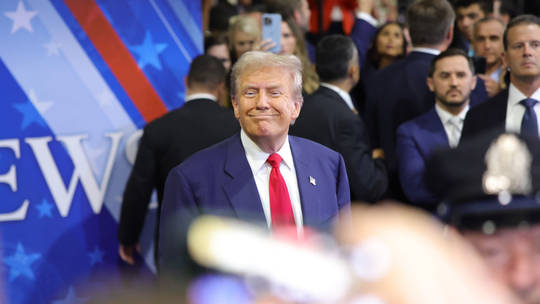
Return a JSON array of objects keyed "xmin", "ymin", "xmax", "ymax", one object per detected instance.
[
  {"xmin": 502, "ymin": 50, "xmax": 509, "ymax": 70},
  {"xmin": 445, "ymin": 25, "xmax": 454, "ymax": 47},
  {"xmin": 291, "ymin": 99, "xmax": 302, "ymax": 120},
  {"xmin": 427, "ymin": 77, "xmax": 435, "ymax": 92},
  {"xmin": 231, "ymin": 97, "xmax": 240, "ymax": 119},
  {"xmin": 349, "ymin": 63, "xmax": 359, "ymax": 81}
]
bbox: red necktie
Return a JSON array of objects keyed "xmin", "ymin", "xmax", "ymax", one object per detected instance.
[{"xmin": 267, "ymin": 153, "xmax": 295, "ymax": 228}]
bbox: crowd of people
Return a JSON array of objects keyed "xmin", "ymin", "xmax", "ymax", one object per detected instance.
[{"xmin": 115, "ymin": 0, "xmax": 540, "ymax": 303}]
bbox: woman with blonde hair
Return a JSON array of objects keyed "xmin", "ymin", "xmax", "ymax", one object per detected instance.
[{"xmin": 227, "ymin": 15, "xmax": 261, "ymax": 63}]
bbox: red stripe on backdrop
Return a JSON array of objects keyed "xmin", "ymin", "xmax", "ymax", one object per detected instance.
[{"xmin": 64, "ymin": 0, "xmax": 168, "ymax": 123}]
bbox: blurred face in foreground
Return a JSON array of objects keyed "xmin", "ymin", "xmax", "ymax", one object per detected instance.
[{"xmin": 463, "ymin": 225, "xmax": 540, "ymax": 304}]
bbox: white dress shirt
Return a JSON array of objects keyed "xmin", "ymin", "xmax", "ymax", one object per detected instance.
[
  {"xmin": 505, "ymin": 83, "xmax": 540, "ymax": 134},
  {"xmin": 435, "ymin": 103, "xmax": 469, "ymax": 148},
  {"xmin": 184, "ymin": 93, "xmax": 217, "ymax": 103},
  {"xmin": 320, "ymin": 82, "xmax": 357, "ymax": 113},
  {"xmin": 240, "ymin": 130, "xmax": 303, "ymax": 233},
  {"xmin": 411, "ymin": 47, "xmax": 441, "ymax": 56}
]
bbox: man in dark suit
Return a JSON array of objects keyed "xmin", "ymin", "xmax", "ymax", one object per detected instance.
[
  {"xmin": 159, "ymin": 51, "xmax": 350, "ymax": 269},
  {"xmin": 396, "ymin": 49, "xmax": 477, "ymax": 211},
  {"xmin": 365, "ymin": 0, "xmax": 488, "ymax": 201},
  {"xmin": 462, "ymin": 15, "xmax": 540, "ymax": 141},
  {"xmin": 117, "ymin": 55, "xmax": 239, "ymax": 265},
  {"xmin": 291, "ymin": 35, "xmax": 387, "ymax": 202},
  {"xmin": 364, "ymin": 0, "xmax": 455, "ymax": 201}
]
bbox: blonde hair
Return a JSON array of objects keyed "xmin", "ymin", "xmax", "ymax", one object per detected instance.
[{"xmin": 228, "ymin": 15, "xmax": 261, "ymax": 57}]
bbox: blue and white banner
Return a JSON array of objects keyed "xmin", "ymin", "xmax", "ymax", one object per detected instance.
[{"xmin": 0, "ymin": 0, "xmax": 201, "ymax": 302}]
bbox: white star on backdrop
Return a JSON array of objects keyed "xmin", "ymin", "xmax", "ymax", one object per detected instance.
[
  {"xmin": 44, "ymin": 41, "xmax": 61, "ymax": 56},
  {"xmin": 28, "ymin": 89, "xmax": 54, "ymax": 114},
  {"xmin": 4, "ymin": 1, "xmax": 38, "ymax": 34}
]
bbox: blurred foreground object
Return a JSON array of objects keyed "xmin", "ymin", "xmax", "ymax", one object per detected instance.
[
  {"xmin": 427, "ymin": 131, "xmax": 540, "ymax": 304},
  {"xmin": 186, "ymin": 205, "xmax": 518, "ymax": 304},
  {"xmin": 187, "ymin": 215, "xmax": 350, "ymax": 303},
  {"xmin": 335, "ymin": 203, "xmax": 518, "ymax": 304}
]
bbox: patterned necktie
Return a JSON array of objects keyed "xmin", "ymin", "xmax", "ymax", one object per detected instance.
[
  {"xmin": 520, "ymin": 98, "xmax": 539, "ymax": 138},
  {"xmin": 267, "ymin": 153, "xmax": 294, "ymax": 228}
]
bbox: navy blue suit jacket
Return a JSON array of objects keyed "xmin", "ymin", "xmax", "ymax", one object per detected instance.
[
  {"xmin": 350, "ymin": 17, "xmax": 377, "ymax": 67},
  {"xmin": 396, "ymin": 109, "xmax": 449, "ymax": 208},
  {"xmin": 158, "ymin": 133, "xmax": 351, "ymax": 265},
  {"xmin": 349, "ymin": 17, "xmax": 377, "ymax": 115},
  {"xmin": 365, "ymin": 51, "xmax": 488, "ymax": 200}
]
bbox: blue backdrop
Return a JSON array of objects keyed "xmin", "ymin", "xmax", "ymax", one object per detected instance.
[{"xmin": 0, "ymin": 0, "xmax": 201, "ymax": 302}]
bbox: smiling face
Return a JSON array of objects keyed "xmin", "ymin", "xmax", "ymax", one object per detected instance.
[
  {"xmin": 503, "ymin": 24, "xmax": 540, "ymax": 84},
  {"xmin": 376, "ymin": 23, "xmax": 405, "ymax": 58},
  {"xmin": 428, "ymin": 55, "xmax": 477, "ymax": 113},
  {"xmin": 232, "ymin": 66, "xmax": 301, "ymax": 151}
]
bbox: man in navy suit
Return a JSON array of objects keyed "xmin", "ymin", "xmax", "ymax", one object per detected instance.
[
  {"xmin": 365, "ymin": 0, "xmax": 488, "ymax": 201},
  {"xmin": 159, "ymin": 51, "xmax": 350, "ymax": 270},
  {"xmin": 462, "ymin": 14, "xmax": 540, "ymax": 141},
  {"xmin": 364, "ymin": 0, "xmax": 456, "ymax": 201},
  {"xmin": 396, "ymin": 49, "xmax": 477, "ymax": 211}
]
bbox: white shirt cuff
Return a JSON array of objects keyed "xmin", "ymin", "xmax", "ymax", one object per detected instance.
[{"xmin": 356, "ymin": 12, "xmax": 378, "ymax": 27}]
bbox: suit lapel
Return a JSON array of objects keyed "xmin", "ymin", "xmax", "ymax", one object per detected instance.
[
  {"xmin": 222, "ymin": 134, "xmax": 266, "ymax": 222},
  {"xmin": 289, "ymin": 137, "xmax": 325, "ymax": 227},
  {"xmin": 424, "ymin": 109, "xmax": 450, "ymax": 147}
]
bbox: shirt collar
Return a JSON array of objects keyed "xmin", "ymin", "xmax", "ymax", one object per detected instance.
[
  {"xmin": 411, "ymin": 47, "xmax": 441, "ymax": 56},
  {"xmin": 508, "ymin": 83, "xmax": 540, "ymax": 107},
  {"xmin": 320, "ymin": 83, "xmax": 356, "ymax": 112},
  {"xmin": 240, "ymin": 129, "xmax": 294, "ymax": 172},
  {"xmin": 435, "ymin": 103, "xmax": 469, "ymax": 123},
  {"xmin": 184, "ymin": 93, "xmax": 217, "ymax": 103}
]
